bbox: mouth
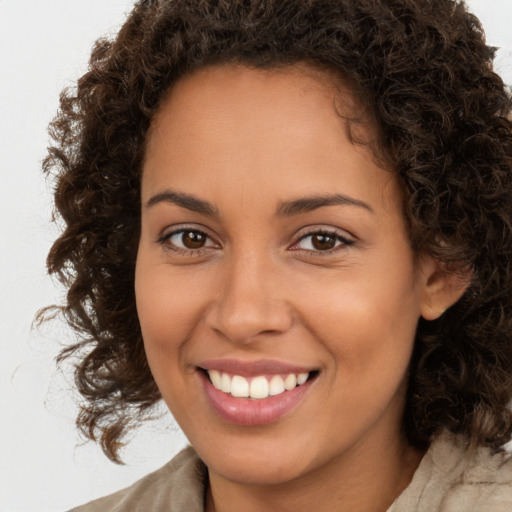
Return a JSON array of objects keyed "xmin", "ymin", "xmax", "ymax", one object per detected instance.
[
  {"xmin": 197, "ymin": 360, "xmax": 319, "ymax": 426},
  {"xmin": 203, "ymin": 369, "xmax": 317, "ymax": 400}
]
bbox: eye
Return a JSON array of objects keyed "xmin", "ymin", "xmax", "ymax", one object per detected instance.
[
  {"xmin": 292, "ymin": 230, "xmax": 354, "ymax": 253},
  {"xmin": 159, "ymin": 228, "xmax": 217, "ymax": 252}
]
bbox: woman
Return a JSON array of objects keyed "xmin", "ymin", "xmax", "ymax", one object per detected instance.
[{"xmin": 43, "ymin": 0, "xmax": 512, "ymax": 510}]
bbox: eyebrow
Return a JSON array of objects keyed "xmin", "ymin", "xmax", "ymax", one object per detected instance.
[
  {"xmin": 146, "ymin": 189, "xmax": 373, "ymax": 217},
  {"xmin": 146, "ymin": 190, "xmax": 218, "ymax": 217},
  {"xmin": 276, "ymin": 194, "xmax": 374, "ymax": 217}
]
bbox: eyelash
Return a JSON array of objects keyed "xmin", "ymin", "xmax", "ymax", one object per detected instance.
[
  {"xmin": 157, "ymin": 227, "xmax": 216, "ymax": 256},
  {"xmin": 291, "ymin": 230, "xmax": 355, "ymax": 255},
  {"xmin": 157, "ymin": 227, "xmax": 355, "ymax": 256}
]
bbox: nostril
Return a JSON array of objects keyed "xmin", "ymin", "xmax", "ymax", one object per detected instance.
[{"xmin": 206, "ymin": 304, "xmax": 294, "ymax": 345}]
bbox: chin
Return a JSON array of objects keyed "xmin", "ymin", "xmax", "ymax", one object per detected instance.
[{"xmin": 192, "ymin": 428, "xmax": 328, "ymax": 486}]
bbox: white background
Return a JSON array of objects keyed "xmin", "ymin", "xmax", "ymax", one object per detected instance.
[{"xmin": 1, "ymin": 1, "xmax": 511, "ymax": 511}]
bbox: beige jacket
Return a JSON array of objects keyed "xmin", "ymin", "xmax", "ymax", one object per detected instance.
[{"xmin": 70, "ymin": 432, "xmax": 512, "ymax": 512}]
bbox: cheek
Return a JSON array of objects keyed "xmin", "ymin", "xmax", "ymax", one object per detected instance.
[
  {"xmin": 295, "ymin": 258, "xmax": 421, "ymax": 379},
  {"xmin": 134, "ymin": 262, "xmax": 203, "ymax": 423},
  {"xmin": 135, "ymin": 255, "xmax": 202, "ymax": 367}
]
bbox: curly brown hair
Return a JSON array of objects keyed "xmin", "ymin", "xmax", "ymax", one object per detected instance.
[{"xmin": 42, "ymin": 0, "xmax": 512, "ymax": 462}]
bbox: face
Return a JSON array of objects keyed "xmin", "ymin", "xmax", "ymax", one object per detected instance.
[{"xmin": 136, "ymin": 64, "xmax": 434, "ymax": 486}]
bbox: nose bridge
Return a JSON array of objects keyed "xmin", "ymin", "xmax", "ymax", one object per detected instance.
[{"xmin": 207, "ymin": 246, "xmax": 292, "ymax": 343}]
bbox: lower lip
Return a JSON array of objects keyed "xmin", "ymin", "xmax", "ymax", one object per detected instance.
[{"xmin": 199, "ymin": 371, "xmax": 314, "ymax": 426}]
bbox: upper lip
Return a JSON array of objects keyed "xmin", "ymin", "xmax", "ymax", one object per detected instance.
[{"xmin": 198, "ymin": 358, "xmax": 316, "ymax": 377}]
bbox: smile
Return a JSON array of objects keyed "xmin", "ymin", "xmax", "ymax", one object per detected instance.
[
  {"xmin": 198, "ymin": 361, "xmax": 318, "ymax": 426},
  {"xmin": 207, "ymin": 370, "xmax": 310, "ymax": 400}
]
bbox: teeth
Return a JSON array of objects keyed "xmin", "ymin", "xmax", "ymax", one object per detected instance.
[
  {"xmin": 207, "ymin": 371, "xmax": 310, "ymax": 399},
  {"xmin": 269, "ymin": 375, "xmax": 285, "ymax": 396},
  {"xmin": 231, "ymin": 375, "xmax": 249, "ymax": 398},
  {"xmin": 297, "ymin": 373, "xmax": 308, "ymax": 385},
  {"xmin": 284, "ymin": 374, "xmax": 297, "ymax": 390},
  {"xmin": 209, "ymin": 369, "xmax": 222, "ymax": 389},
  {"xmin": 221, "ymin": 372, "xmax": 231, "ymax": 393},
  {"xmin": 250, "ymin": 376, "xmax": 269, "ymax": 399}
]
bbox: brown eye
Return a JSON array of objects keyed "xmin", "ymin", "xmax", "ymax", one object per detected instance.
[
  {"xmin": 181, "ymin": 231, "xmax": 207, "ymax": 249},
  {"xmin": 311, "ymin": 234, "xmax": 336, "ymax": 251},
  {"xmin": 294, "ymin": 230, "xmax": 354, "ymax": 253},
  {"xmin": 165, "ymin": 229, "xmax": 215, "ymax": 251}
]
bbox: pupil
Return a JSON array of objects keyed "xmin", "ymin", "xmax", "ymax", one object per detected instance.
[
  {"xmin": 312, "ymin": 234, "xmax": 335, "ymax": 250},
  {"xmin": 183, "ymin": 231, "xmax": 205, "ymax": 249}
]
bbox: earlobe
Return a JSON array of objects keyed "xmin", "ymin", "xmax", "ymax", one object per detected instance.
[{"xmin": 419, "ymin": 258, "xmax": 472, "ymax": 321}]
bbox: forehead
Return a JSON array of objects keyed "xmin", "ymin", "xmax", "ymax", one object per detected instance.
[
  {"xmin": 142, "ymin": 63, "xmax": 399, "ymax": 216},
  {"xmin": 147, "ymin": 62, "xmax": 374, "ymax": 154}
]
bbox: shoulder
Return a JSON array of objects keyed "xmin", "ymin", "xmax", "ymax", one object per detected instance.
[
  {"xmin": 436, "ymin": 434, "xmax": 512, "ymax": 512},
  {"xmin": 390, "ymin": 431, "xmax": 512, "ymax": 512},
  {"xmin": 69, "ymin": 446, "xmax": 206, "ymax": 512}
]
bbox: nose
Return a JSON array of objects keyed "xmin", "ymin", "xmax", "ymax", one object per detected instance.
[{"xmin": 205, "ymin": 250, "xmax": 293, "ymax": 344}]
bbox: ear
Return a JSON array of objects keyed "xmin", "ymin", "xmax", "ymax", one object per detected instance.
[{"xmin": 419, "ymin": 257, "xmax": 472, "ymax": 321}]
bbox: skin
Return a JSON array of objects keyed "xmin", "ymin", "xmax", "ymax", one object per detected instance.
[{"xmin": 135, "ymin": 63, "xmax": 462, "ymax": 512}]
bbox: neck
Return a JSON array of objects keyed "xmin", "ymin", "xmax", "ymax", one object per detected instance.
[{"xmin": 205, "ymin": 431, "xmax": 425, "ymax": 512}]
